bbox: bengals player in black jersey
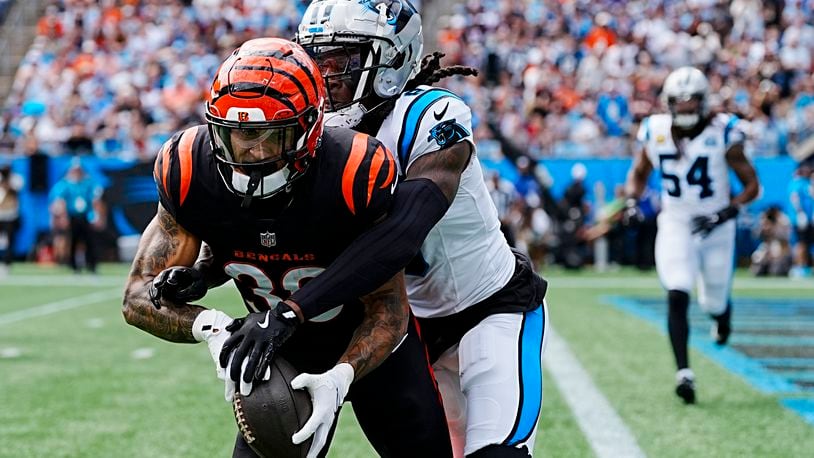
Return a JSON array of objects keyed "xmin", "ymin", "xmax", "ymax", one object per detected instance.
[{"xmin": 122, "ymin": 38, "xmax": 452, "ymax": 458}]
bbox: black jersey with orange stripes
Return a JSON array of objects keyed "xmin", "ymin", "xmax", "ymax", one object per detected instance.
[{"xmin": 153, "ymin": 124, "xmax": 398, "ymax": 373}]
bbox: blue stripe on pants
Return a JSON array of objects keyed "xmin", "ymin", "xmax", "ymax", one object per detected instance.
[{"xmin": 505, "ymin": 304, "xmax": 545, "ymax": 445}]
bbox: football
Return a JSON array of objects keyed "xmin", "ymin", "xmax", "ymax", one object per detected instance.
[{"xmin": 233, "ymin": 356, "xmax": 313, "ymax": 458}]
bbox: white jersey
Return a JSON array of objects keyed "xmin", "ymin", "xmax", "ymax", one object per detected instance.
[
  {"xmin": 638, "ymin": 113, "xmax": 745, "ymax": 218},
  {"xmin": 374, "ymin": 85, "xmax": 516, "ymax": 318}
]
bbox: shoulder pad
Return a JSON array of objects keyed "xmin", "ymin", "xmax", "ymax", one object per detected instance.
[
  {"xmin": 153, "ymin": 125, "xmax": 207, "ymax": 215},
  {"xmin": 394, "ymin": 88, "xmax": 472, "ymax": 169},
  {"xmin": 320, "ymin": 128, "xmax": 398, "ymax": 217}
]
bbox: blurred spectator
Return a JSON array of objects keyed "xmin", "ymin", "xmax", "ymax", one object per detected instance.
[
  {"xmin": 788, "ymin": 162, "xmax": 814, "ymax": 277},
  {"xmin": 557, "ymin": 163, "xmax": 590, "ymax": 269},
  {"xmin": 49, "ymin": 158, "xmax": 104, "ymax": 273},
  {"xmin": 486, "ymin": 170, "xmax": 519, "ymax": 247},
  {"xmin": 751, "ymin": 206, "xmax": 793, "ymax": 276},
  {"xmin": 64, "ymin": 124, "xmax": 94, "ymax": 155},
  {"xmin": 513, "ymin": 156, "xmax": 541, "ymax": 200},
  {"xmin": 0, "ymin": 165, "xmax": 21, "ymax": 275}
]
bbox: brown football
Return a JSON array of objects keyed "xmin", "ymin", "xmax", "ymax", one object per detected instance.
[{"xmin": 233, "ymin": 357, "xmax": 313, "ymax": 458}]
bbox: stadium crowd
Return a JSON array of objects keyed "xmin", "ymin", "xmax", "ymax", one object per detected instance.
[
  {"xmin": 0, "ymin": 0, "xmax": 812, "ymax": 275},
  {"xmin": 1, "ymin": 0, "xmax": 311, "ymax": 159},
  {"xmin": 437, "ymin": 0, "xmax": 814, "ymax": 159}
]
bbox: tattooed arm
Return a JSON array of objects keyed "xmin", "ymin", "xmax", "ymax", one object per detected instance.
[
  {"xmin": 122, "ymin": 204, "xmax": 203, "ymax": 343},
  {"xmin": 337, "ymin": 271, "xmax": 410, "ymax": 379}
]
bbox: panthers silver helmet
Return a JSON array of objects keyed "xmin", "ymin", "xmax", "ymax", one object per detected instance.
[
  {"xmin": 662, "ymin": 66, "xmax": 710, "ymax": 130},
  {"xmin": 296, "ymin": 0, "xmax": 423, "ymax": 128}
]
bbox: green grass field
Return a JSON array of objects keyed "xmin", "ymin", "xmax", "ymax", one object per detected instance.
[{"xmin": 1, "ymin": 264, "xmax": 812, "ymax": 457}]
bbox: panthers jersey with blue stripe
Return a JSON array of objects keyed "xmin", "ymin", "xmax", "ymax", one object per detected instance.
[
  {"xmin": 638, "ymin": 113, "xmax": 745, "ymax": 217},
  {"xmin": 375, "ymin": 85, "xmax": 516, "ymax": 318}
]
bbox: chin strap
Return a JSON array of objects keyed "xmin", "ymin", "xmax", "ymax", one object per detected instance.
[{"xmin": 241, "ymin": 171, "xmax": 263, "ymax": 208}]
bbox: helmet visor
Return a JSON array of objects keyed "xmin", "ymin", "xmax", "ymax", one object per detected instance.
[
  {"xmin": 212, "ymin": 123, "xmax": 303, "ymax": 174},
  {"xmin": 305, "ymin": 42, "xmax": 380, "ymax": 111}
]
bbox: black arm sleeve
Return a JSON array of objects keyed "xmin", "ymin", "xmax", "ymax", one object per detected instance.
[{"xmin": 291, "ymin": 178, "xmax": 449, "ymax": 319}]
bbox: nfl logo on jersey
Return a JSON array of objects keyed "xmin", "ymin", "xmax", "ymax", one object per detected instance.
[{"xmin": 260, "ymin": 231, "xmax": 276, "ymax": 247}]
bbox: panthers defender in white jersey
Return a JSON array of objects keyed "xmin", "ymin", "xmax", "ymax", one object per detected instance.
[
  {"xmin": 293, "ymin": 1, "xmax": 549, "ymax": 456},
  {"xmin": 625, "ymin": 66, "xmax": 759, "ymax": 404}
]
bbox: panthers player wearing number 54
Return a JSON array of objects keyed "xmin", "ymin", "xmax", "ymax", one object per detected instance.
[
  {"xmin": 122, "ymin": 38, "xmax": 452, "ymax": 458},
  {"xmin": 624, "ymin": 66, "xmax": 759, "ymax": 404}
]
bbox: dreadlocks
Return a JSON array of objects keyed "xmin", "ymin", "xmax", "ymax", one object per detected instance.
[
  {"xmin": 356, "ymin": 52, "xmax": 479, "ymax": 134},
  {"xmin": 405, "ymin": 52, "xmax": 479, "ymax": 91}
]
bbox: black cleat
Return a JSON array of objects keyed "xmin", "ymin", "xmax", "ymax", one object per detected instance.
[
  {"xmin": 675, "ymin": 369, "xmax": 696, "ymax": 404},
  {"xmin": 711, "ymin": 321, "xmax": 731, "ymax": 346}
]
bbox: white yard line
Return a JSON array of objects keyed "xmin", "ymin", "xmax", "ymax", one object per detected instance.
[
  {"xmin": 0, "ymin": 289, "xmax": 122, "ymax": 326},
  {"xmin": 550, "ymin": 277, "xmax": 814, "ymax": 290},
  {"xmin": 545, "ymin": 327, "xmax": 647, "ymax": 458}
]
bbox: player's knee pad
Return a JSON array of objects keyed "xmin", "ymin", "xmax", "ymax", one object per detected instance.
[{"xmin": 467, "ymin": 444, "xmax": 531, "ymax": 458}]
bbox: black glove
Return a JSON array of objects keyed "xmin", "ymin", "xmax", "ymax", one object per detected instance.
[
  {"xmin": 149, "ymin": 266, "xmax": 207, "ymax": 309},
  {"xmin": 691, "ymin": 205, "xmax": 739, "ymax": 238},
  {"xmin": 219, "ymin": 302, "xmax": 300, "ymax": 385}
]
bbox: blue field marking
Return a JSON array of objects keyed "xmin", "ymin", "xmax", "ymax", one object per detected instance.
[
  {"xmin": 732, "ymin": 321, "xmax": 814, "ymax": 329},
  {"xmin": 760, "ymin": 358, "xmax": 814, "ymax": 368},
  {"xmin": 604, "ymin": 296, "xmax": 814, "ymax": 426},
  {"xmin": 781, "ymin": 399, "xmax": 814, "ymax": 425},
  {"xmin": 772, "ymin": 371, "xmax": 814, "ymax": 383},
  {"xmin": 729, "ymin": 335, "xmax": 814, "ymax": 346}
]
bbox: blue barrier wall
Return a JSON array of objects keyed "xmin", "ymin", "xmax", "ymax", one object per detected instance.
[
  {"xmin": 482, "ymin": 156, "xmax": 797, "ymax": 211},
  {"xmin": 1, "ymin": 155, "xmax": 154, "ymax": 258}
]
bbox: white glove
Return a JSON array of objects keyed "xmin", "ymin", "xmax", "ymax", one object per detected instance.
[
  {"xmin": 192, "ymin": 309, "xmax": 235, "ymax": 401},
  {"xmin": 224, "ymin": 355, "xmax": 271, "ymax": 401},
  {"xmin": 291, "ymin": 363, "xmax": 355, "ymax": 458}
]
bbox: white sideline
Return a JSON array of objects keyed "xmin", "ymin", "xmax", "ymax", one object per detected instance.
[
  {"xmin": 545, "ymin": 327, "xmax": 647, "ymax": 458},
  {"xmin": 0, "ymin": 289, "xmax": 122, "ymax": 326}
]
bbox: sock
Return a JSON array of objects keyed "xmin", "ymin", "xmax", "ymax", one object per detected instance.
[
  {"xmin": 667, "ymin": 290, "xmax": 690, "ymax": 370},
  {"xmin": 712, "ymin": 300, "xmax": 731, "ymax": 328}
]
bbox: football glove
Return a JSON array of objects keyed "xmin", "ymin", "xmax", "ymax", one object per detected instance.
[
  {"xmin": 149, "ymin": 266, "xmax": 207, "ymax": 309},
  {"xmin": 219, "ymin": 302, "xmax": 300, "ymax": 397},
  {"xmin": 621, "ymin": 198, "xmax": 644, "ymax": 226},
  {"xmin": 291, "ymin": 363, "xmax": 355, "ymax": 458},
  {"xmin": 691, "ymin": 205, "xmax": 738, "ymax": 238},
  {"xmin": 192, "ymin": 309, "xmax": 236, "ymax": 401}
]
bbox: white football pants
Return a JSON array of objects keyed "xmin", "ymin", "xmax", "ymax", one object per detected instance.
[
  {"xmin": 655, "ymin": 213, "xmax": 735, "ymax": 315},
  {"xmin": 432, "ymin": 302, "xmax": 548, "ymax": 457}
]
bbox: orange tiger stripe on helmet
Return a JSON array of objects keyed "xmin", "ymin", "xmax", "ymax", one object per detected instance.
[
  {"xmin": 342, "ymin": 133, "xmax": 370, "ymax": 215},
  {"xmin": 177, "ymin": 127, "xmax": 197, "ymax": 206}
]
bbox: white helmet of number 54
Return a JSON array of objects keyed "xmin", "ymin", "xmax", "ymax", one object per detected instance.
[
  {"xmin": 661, "ymin": 66, "xmax": 710, "ymax": 131},
  {"xmin": 296, "ymin": 0, "xmax": 423, "ymax": 129}
]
